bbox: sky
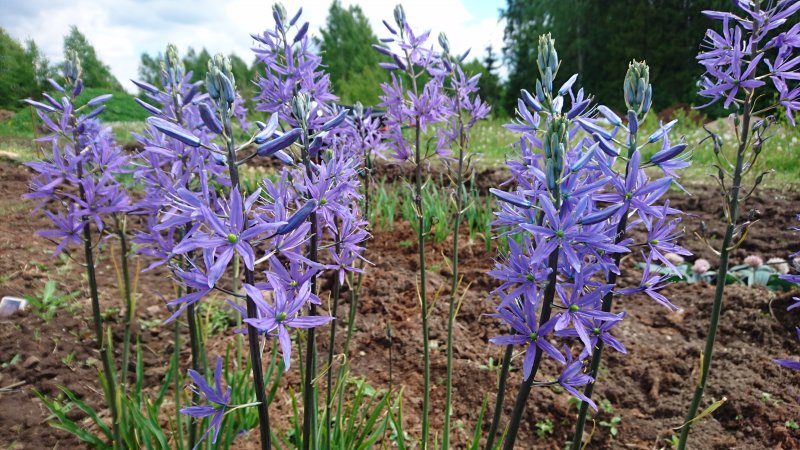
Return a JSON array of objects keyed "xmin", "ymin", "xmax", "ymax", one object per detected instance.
[{"xmin": 1, "ymin": 0, "xmax": 507, "ymax": 92}]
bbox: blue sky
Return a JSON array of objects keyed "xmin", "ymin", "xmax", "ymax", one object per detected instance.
[{"xmin": 1, "ymin": 0, "xmax": 507, "ymax": 92}]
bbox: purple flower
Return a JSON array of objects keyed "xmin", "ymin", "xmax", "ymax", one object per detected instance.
[
  {"xmin": 558, "ymin": 351, "xmax": 597, "ymax": 411},
  {"xmin": 242, "ymin": 281, "xmax": 334, "ymax": 371},
  {"xmin": 180, "ymin": 357, "xmax": 231, "ymax": 448},
  {"xmin": 553, "ymin": 284, "xmax": 619, "ymax": 351},
  {"xmin": 173, "ymin": 187, "xmax": 284, "ymax": 287},
  {"xmin": 490, "ymin": 297, "xmax": 566, "ymax": 380}
]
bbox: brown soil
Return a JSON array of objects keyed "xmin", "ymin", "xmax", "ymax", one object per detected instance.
[{"xmin": 0, "ymin": 158, "xmax": 798, "ymax": 450}]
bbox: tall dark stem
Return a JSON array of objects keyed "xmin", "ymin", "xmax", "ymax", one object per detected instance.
[
  {"xmin": 222, "ymin": 103, "xmax": 271, "ymax": 450},
  {"xmin": 300, "ymin": 126, "xmax": 320, "ymax": 450},
  {"xmin": 325, "ymin": 237, "xmax": 342, "ymax": 450},
  {"xmin": 170, "ymin": 91, "xmax": 206, "ymax": 448},
  {"xmin": 73, "ymin": 115, "xmax": 122, "ymax": 448},
  {"xmin": 677, "ymin": 90, "xmax": 754, "ymax": 450},
  {"xmin": 443, "ymin": 89, "xmax": 466, "ymax": 450},
  {"xmin": 413, "ymin": 117, "xmax": 432, "ymax": 448},
  {"xmin": 502, "ymin": 248, "xmax": 560, "ymax": 450},
  {"xmin": 117, "ymin": 216, "xmax": 135, "ymax": 387},
  {"xmin": 570, "ymin": 123, "xmax": 638, "ymax": 449},
  {"xmin": 484, "ymin": 344, "xmax": 514, "ymax": 450}
]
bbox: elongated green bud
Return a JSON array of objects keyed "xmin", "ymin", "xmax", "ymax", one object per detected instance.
[
  {"xmin": 64, "ymin": 49, "xmax": 82, "ymax": 84},
  {"xmin": 537, "ymin": 34, "xmax": 558, "ymax": 85},
  {"xmin": 164, "ymin": 44, "xmax": 184, "ymax": 86},
  {"xmin": 624, "ymin": 60, "xmax": 652, "ymax": 116},
  {"xmin": 543, "ymin": 116, "xmax": 569, "ymax": 193}
]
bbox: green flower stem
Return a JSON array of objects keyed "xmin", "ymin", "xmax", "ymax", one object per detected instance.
[
  {"xmin": 299, "ymin": 126, "xmax": 320, "ymax": 450},
  {"xmin": 484, "ymin": 343, "xmax": 514, "ymax": 450},
  {"xmin": 443, "ymin": 92, "xmax": 467, "ymax": 450},
  {"xmin": 325, "ymin": 237, "xmax": 342, "ymax": 450},
  {"xmin": 117, "ymin": 216, "xmax": 135, "ymax": 388},
  {"xmin": 72, "ymin": 111, "xmax": 122, "ymax": 448},
  {"xmin": 414, "ymin": 117, "xmax": 433, "ymax": 449},
  {"xmin": 677, "ymin": 89, "xmax": 754, "ymax": 450}
]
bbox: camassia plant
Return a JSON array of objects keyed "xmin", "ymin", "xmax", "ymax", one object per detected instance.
[
  {"xmin": 374, "ymin": 7, "xmax": 453, "ymax": 447},
  {"xmin": 25, "ymin": 51, "xmax": 130, "ymax": 446},
  {"xmin": 677, "ymin": 2, "xmax": 800, "ymax": 448},
  {"xmin": 485, "ymin": 34, "xmax": 691, "ymax": 449}
]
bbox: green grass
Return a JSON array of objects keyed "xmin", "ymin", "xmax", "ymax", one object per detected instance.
[
  {"xmin": 467, "ymin": 111, "xmax": 800, "ymax": 187},
  {"xmin": 0, "ymin": 87, "xmax": 148, "ymax": 142}
]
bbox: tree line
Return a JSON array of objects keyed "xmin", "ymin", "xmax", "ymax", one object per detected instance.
[{"xmin": 1, "ymin": 0, "xmax": 740, "ymax": 116}]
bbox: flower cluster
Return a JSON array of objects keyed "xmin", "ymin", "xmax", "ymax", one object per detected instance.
[
  {"xmin": 698, "ymin": 1, "xmax": 800, "ymax": 123},
  {"xmin": 26, "ymin": 51, "xmax": 130, "ymax": 254},
  {"xmin": 132, "ymin": 44, "xmax": 228, "ymax": 272},
  {"xmin": 375, "ymin": 5, "xmax": 454, "ymax": 161},
  {"xmin": 488, "ymin": 35, "xmax": 690, "ymax": 411}
]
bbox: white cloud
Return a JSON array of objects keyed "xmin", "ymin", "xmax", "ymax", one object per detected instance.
[{"xmin": 1, "ymin": 0, "xmax": 505, "ymax": 92}]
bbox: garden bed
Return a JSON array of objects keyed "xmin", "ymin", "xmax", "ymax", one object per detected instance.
[{"xmin": 0, "ymin": 158, "xmax": 799, "ymax": 449}]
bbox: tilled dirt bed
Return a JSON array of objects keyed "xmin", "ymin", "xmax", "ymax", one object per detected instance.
[{"xmin": 0, "ymin": 158, "xmax": 798, "ymax": 449}]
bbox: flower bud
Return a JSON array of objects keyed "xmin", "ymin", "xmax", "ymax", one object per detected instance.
[
  {"xmin": 537, "ymin": 34, "xmax": 558, "ymax": 81},
  {"xmin": 438, "ymin": 32, "xmax": 450, "ymax": 54},
  {"xmin": 394, "ymin": 4, "xmax": 406, "ymax": 30},
  {"xmin": 135, "ymin": 98, "xmax": 162, "ymax": 116},
  {"xmin": 64, "ymin": 49, "xmax": 82, "ymax": 84},
  {"xmin": 147, "ymin": 117, "xmax": 201, "ymax": 147},
  {"xmin": 257, "ymin": 128, "xmax": 302, "ymax": 157},
  {"xmin": 165, "ymin": 44, "xmax": 184, "ymax": 86},
  {"xmin": 277, "ymin": 200, "xmax": 317, "ymax": 235},
  {"xmin": 198, "ymin": 102, "xmax": 223, "ymax": 134},
  {"xmin": 292, "ymin": 93, "xmax": 310, "ymax": 124},
  {"xmin": 272, "ymin": 3, "xmax": 287, "ymax": 29},
  {"xmin": 624, "ymin": 60, "xmax": 651, "ymax": 116},
  {"xmin": 289, "ymin": 7, "xmax": 302, "ymax": 26},
  {"xmin": 489, "ymin": 188, "xmax": 533, "ymax": 209},
  {"xmin": 543, "ymin": 116, "xmax": 569, "ymax": 192},
  {"xmin": 294, "ymin": 22, "xmax": 309, "ymax": 43}
]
